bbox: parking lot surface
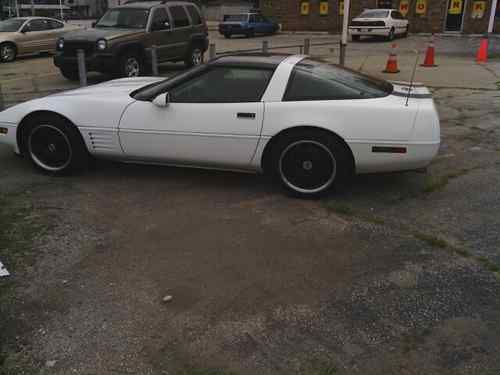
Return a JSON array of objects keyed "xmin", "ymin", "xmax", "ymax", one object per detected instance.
[{"xmin": 1, "ymin": 33, "xmax": 500, "ymax": 374}]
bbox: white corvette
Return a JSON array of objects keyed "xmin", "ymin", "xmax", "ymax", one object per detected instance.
[{"xmin": 0, "ymin": 54, "xmax": 440, "ymax": 197}]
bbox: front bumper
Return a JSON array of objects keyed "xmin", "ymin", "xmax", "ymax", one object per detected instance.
[
  {"xmin": 0, "ymin": 123, "xmax": 19, "ymax": 154},
  {"xmin": 349, "ymin": 26, "xmax": 390, "ymax": 36},
  {"xmin": 53, "ymin": 52, "xmax": 116, "ymax": 73}
]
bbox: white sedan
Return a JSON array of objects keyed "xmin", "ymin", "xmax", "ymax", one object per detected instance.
[
  {"xmin": 0, "ymin": 54, "xmax": 440, "ymax": 197},
  {"xmin": 349, "ymin": 9, "xmax": 409, "ymax": 41}
]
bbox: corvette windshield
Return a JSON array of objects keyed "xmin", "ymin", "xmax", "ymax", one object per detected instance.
[
  {"xmin": 358, "ymin": 10, "xmax": 389, "ymax": 18},
  {"xmin": 0, "ymin": 18, "xmax": 26, "ymax": 32},
  {"xmin": 96, "ymin": 8, "xmax": 150, "ymax": 29}
]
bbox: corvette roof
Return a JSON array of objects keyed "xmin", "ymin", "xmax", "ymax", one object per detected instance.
[{"xmin": 209, "ymin": 53, "xmax": 293, "ymax": 69}]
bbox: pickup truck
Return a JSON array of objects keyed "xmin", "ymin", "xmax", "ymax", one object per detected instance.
[{"xmin": 218, "ymin": 12, "xmax": 279, "ymax": 38}]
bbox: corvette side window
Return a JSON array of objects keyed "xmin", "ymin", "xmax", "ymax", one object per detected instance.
[
  {"xmin": 170, "ymin": 67, "xmax": 273, "ymax": 103},
  {"xmin": 284, "ymin": 59, "xmax": 392, "ymax": 101}
]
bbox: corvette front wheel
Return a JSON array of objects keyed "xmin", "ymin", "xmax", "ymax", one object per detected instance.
[
  {"xmin": 24, "ymin": 114, "xmax": 88, "ymax": 175},
  {"xmin": 270, "ymin": 131, "xmax": 353, "ymax": 198}
]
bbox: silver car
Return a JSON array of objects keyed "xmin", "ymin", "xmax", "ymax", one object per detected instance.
[{"xmin": 0, "ymin": 17, "xmax": 79, "ymax": 62}]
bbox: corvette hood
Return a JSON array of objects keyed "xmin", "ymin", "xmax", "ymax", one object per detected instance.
[
  {"xmin": 50, "ymin": 77, "xmax": 165, "ymax": 98},
  {"xmin": 0, "ymin": 77, "xmax": 165, "ymax": 128}
]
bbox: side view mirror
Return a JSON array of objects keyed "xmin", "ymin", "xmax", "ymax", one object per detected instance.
[
  {"xmin": 152, "ymin": 92, "xmax": 170, "ymax": 107},
  {"xmin": 91, "ymin": 21, "xmax": 97, "ymax": 27},
  {"xmin": 20, "ymin": 27, "xmax": 28, "ymax": 33}
]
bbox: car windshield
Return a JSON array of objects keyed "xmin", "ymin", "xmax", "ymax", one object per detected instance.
[
  {"xmin": 358, "ymin": 10, "xmax": 389, "ymax": 18},
  {"xmin": 288, "ymin": 58, "xmax": 393, "ymax": 99},
  {"xmin": 95, "ymin": 8, "xmax": 150, "ymax": 29},
  {"xmin": 0, "ymin": 18, "xmax": 26, "ymax": 32},
  {"xmin": 223, "ymin": 14, "xmax": 247, "ymax": 22}
]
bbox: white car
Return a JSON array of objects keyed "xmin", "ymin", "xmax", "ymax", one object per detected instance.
[
  {"xmin": 349, "ymin": 9, "xmax": 409, "ymax": 41},
  {"xmin": 0, "ymin": 54, "xmax": 440, "ymax": 197}
]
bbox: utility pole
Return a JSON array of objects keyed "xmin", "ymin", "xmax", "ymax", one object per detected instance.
[
  {"xmin": 15, "ymin": 0, "xmax": 20, "ymax": 17},
  {"xmin": 31, "ymin": 0, "xmax": 35, "ymax": 16},
  {"xmin": 339, "ymin": 0, "xmax": 350, "ymax": 66},
  {"xmin": 59, "ymin": 0, "xmax": 63, "ymax": 19}
]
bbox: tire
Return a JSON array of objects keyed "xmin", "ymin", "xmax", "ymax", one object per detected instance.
[
  {"xmin": 352, "ymin": 35, "xmax": 360, "ymax": 41},
  {"xmin": 117, "ymin": 52, "xmax": 143, "ymax": 78},
  {"xmin": 184, "ymin": 44, "xmax": 204, "ymax": 68},
  {"xmin": 403, "ymin": 26, "xmax": 409, "ymax": 38},
  {"xmin": 268, "ymin": 130, "xmax": 353, "ymax": 198},
  {"xmin": 387, "ymin": 28, "xmax": 395, "ymax": 41},
  {"xmin": 224, "ymin": 33, "xmax": 231, "ymax": 39},
  {"xmin": 60, "ymin": 66, "xmax": 80, "ymax": 81},
  {"xmin": 0, "ymin": 42, "xmax": 17, "ymax": 63},
  {"xmin": 246, "ymin": 30, "xmax": 255, "ymax": 38},
  {"xmin": 22, "ymin": 114, "xmax": 89, "ymax": 175}
]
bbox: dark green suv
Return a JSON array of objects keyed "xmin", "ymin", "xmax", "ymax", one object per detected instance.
[{"xmin": 54, "ymin": 0, "xmax": 208, "ymax": 79}]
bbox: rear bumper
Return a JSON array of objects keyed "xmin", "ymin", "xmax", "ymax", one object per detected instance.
[
  {"xmin": 53, "ymin": 52, "xmax": 116, "ymax": 73},
  {"xmin": 349, "ymin": 27, "xmax": 390, "ymax": 36}
]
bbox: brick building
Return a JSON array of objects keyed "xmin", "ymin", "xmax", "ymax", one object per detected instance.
[{"xmin": 261, "ymin": 0, "xmax": 500, "ymax": 34}]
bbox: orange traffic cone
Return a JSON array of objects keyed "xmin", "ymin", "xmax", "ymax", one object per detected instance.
[
  {"xmin": 476, "ymin": 36, "xmax": 488, "ymax": 63},
  {"xmin": 421, "ymin": 34, "xmax": 437, "ymax": 67},
  {"xmin": 383, "ymin": 44, "xmax": 400, "ymax": 73}
]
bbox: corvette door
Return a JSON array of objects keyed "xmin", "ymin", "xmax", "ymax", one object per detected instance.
[{"xmin": 119, "ymin": 66, "xmax": 272, "ymax": 168}]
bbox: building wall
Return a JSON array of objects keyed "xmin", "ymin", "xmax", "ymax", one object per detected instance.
[{"xmin": 263, "ymin": 0, "xmax": 499, "ymax": 34}]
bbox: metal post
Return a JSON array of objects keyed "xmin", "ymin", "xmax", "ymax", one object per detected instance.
[
  {"xmin": 32, "ymin": 76, "xmax": 39, "ymax": 94},
  {"xmin": 31, "ymin": 0, "xmax": 35, "ymax": 16},
  {"xmin": 303, "ymin": 38, "xmax": 310, "ymax": 55},
  {"xmin": 59, "ymin": 0, "xmax": 64, "ymax": 20},
  {"xmin": 77, "ymin": 49, "xmax": 87, "ymax": 87},
  {"xmin": 488, "ymin": 0, "xmax": 498, "ymax": 34},
  {"xmin": 0, "ymin": 84, "xmax": 4, "ymax": 112},
  {"xmin": 151, "ymin": 45, "xmax": 159, "ymax": 76},
  {"xmin": 15, "ymin": 0, "xmax": 20, "ymax": 17},
  {"xmin": 262, "ymin": 40, "xmax": 269, "ymax": 53},
  {"xmin": 339, "ymin": 0, "xmax": 350, "ymax": 65},
  {"xmin": 209, "ymin": 43, "xmax": 216, "ymax": 60}
]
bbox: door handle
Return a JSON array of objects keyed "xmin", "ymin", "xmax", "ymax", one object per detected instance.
[{"xmin": 237, "ymin": 112, "xmax": 256, "ymax": 119}]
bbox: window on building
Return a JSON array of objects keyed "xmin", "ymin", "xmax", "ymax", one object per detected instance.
[
  {"xmin": 186, "ymin": 5, "xmax": 202, "ymax": 25},
  {"xmin": 377, "ymin": 0, "xmax": 393, "ymax": 8},
  {"xmin": 169, "ymin": 5, "xmax": 190, "ymax": 28}
]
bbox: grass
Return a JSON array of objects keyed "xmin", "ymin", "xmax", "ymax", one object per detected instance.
[
  {"xmin": 413, "ymin": 230, "xmax": 500, "ymax": 277},
  {"xmin": 422, "ymin": 168, "xmax": 470, "ymax": 194},
  {"xmin": 324, "ymin": 201, "xmax": 354, "ymax": 216},
  {"xmin": 413, "ymin": 232, "xmax": 449, "ymax": 249}
]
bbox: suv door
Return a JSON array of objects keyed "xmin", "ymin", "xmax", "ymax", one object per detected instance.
[
  {"xmin": 17, "ymin": 19, "xmax": 52, "ymax": 54},
  {"xmin": 166, "ymin": 4, "xmax": 191, "ymax": 60},
  {"xmin": 148, "ymin": 6, "xmax": 172, "ymax": 61}
]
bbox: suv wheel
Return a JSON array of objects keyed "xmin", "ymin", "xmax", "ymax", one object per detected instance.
[
  {"xmin": 60, "ymin": 66, "xmax": 80, "ymax": 81},
  {"xmin": 185, "ymin": 45, "xmax": 204, "ymax": 67},
  {"xmin": 119, "ymin": 53, "xmax": 143, "ymax": 77},
  {"xmin": 0, "ymin": 42, "xmax": 17, "ymax": 63},
  {"xmin": 224, "ymin": 33, "xmax": 231, "ymax": 39}
]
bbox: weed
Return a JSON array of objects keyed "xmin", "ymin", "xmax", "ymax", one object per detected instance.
[
  {"xmin": 422, "ymin": 168, "xmax": 471, "ymax": 194},
  {"xmin": 413, "ymin": 232, "xmax": 449, "ymax": 249},
  {"xmin": 324, "ymin": 201, "xmax": 354, "ymax": 216}
]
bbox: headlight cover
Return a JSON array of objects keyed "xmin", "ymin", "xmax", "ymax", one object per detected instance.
[
  {"xmin": 57, "ymin": 38, "xmax": 64, "ymax": 50},
  {"xmin": 96, "ymin": 39, "xmax": 107, "ymax": 50}
]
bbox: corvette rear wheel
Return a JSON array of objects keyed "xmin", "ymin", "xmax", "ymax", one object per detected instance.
[
  {"xmin": 0, "ymin": 42, "xmax": 17, "ymax": 63},
  {"xmin": 24, "ymin": 114, "xmax": 88, "ymax": 175},
  {"xmin": 270, "ymin": 131, "xmax": 352, "ymax": 198}
]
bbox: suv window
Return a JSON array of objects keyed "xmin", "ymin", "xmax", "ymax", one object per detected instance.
[
  {"xmin": 284, "ymin": 59, "xmax": 392, "ymax": 101},
  {"xmin": 171, "ymin": 67, "xmax": 273, "ymax": 103},
  {"xmin": 26, "ymin": 19, "xmax": 50, "ymax": 31},
  {"xmin": 96, "ymin": 8, "xmax": 150, "ymax": 29},
  {"xmin": 186, "ymin": 5, "xmax": 202, "ymax": 25},
  {"xmin": 49, "ymin": 19, "xmax": 64, "ymax": 29},
  {"xmin": 169, "ymin": 5, "xmax": 190, "ymax": 28},
  {"xmin": 151, "ymin": 7, "xmax": 170, "ymax": 31}
]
